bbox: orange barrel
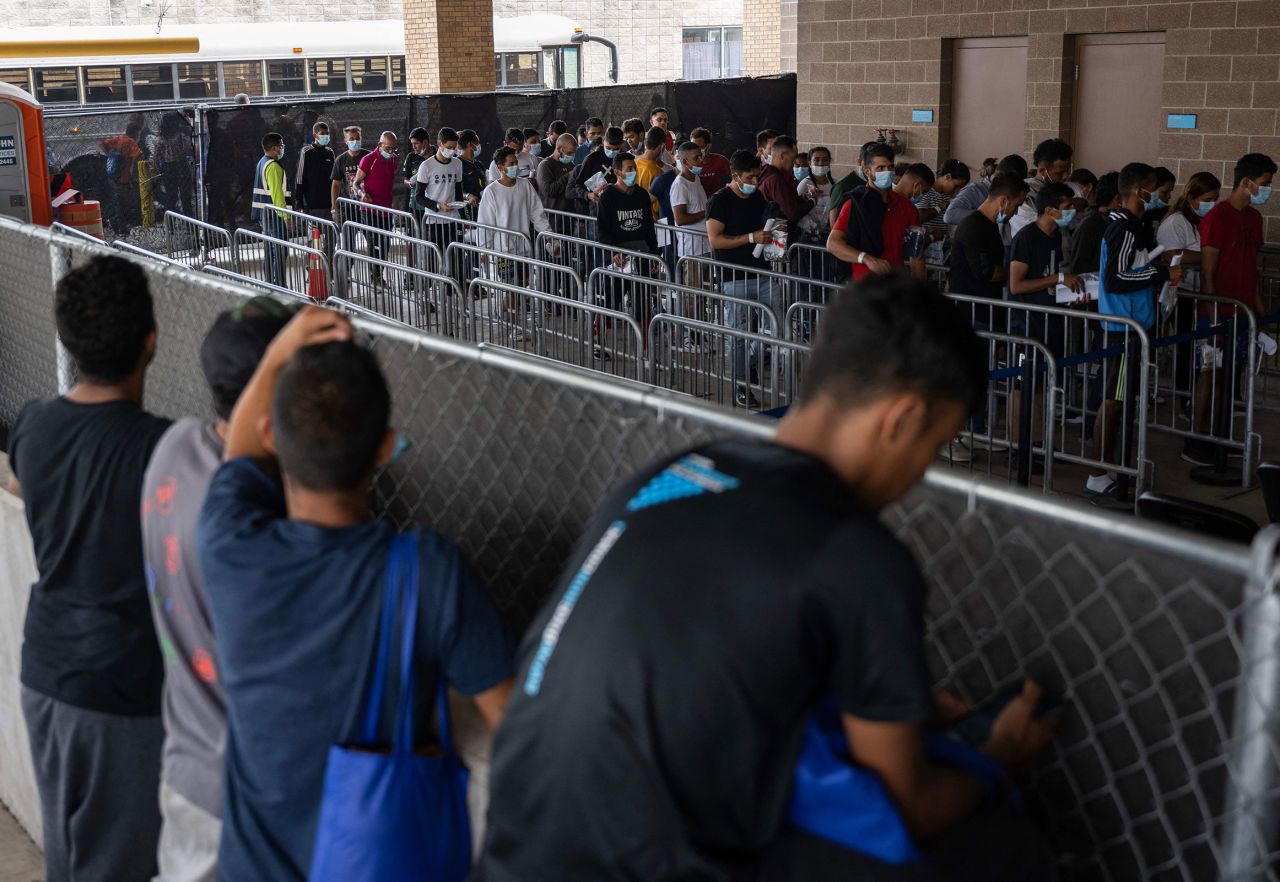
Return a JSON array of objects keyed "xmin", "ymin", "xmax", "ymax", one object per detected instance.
[{"xmin": 59, "ymin": 200, "xmax": 104, "ymax": 239}]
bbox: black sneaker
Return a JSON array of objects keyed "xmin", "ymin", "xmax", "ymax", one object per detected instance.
[
  {"xmin": 735, "ymin": 387, "xmax": 761, "ymax": 409},
  {"xmin": 593, "ymin": 345, "xmax": 612, "ymax": 361}
]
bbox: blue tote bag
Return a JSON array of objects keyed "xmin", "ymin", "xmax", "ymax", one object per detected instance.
[{"xmin": 309, "ymin": 533, "xmax": 472, "ymax": 882}]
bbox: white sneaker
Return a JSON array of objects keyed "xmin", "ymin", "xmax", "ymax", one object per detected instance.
[
  {"xmin": 940, "ymin": 438, "xmax": 972, "ymax": 464},
  {"xmin": 509, "ymin": 327, "xmax": 527, "ymax": 342},
  {"xmin": 1084, "ymin": 472, "xmax": 1117, "ymax": 495}
]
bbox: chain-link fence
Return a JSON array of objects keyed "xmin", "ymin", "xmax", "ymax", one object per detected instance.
[{"xmin": 3, "ymin": 219, "xmax": 1280, "ymax": 881}]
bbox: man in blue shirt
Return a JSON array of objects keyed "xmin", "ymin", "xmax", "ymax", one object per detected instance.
[
  {"xmin": 197, "ymin": 308, "xmax": 514, "ymax": 882},
  {"xmin": 573, "ymin": 117, "xmax": 604, "ymax": 166}
]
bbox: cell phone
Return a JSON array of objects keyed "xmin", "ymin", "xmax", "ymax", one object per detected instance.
[{"xmin": 946, "ymin": 687, "xmax": 1062, "ymax": 748}]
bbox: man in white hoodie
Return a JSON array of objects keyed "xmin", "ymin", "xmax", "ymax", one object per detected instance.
[{"xmin": 477, "ymin": 146, "xmax": 553, "ymax": 339}]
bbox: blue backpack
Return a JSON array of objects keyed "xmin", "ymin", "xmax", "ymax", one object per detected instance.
[{"xmin": 308, "ymin": 533, "xmax": 472, "ymax": 882}]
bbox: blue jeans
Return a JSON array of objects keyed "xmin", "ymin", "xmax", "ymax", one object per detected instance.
[
  {"xmin": 261, "ymin": 213, "xmax": 288, "ymax": 288},
  {"xmin": 723, "ymin": 277, "xmax": 783, "ymax": 385}
]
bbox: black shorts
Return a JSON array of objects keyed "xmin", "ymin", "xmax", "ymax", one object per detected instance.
[{"xmin": 1007, "ymin": 292, "xmax": 1064, "ymax": 361}]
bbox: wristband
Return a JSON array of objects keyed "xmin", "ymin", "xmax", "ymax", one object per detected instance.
[
  {"xmin": 1058, "ymin": 272, "xmax": 1065, "ymax": 285},
  {"xmin": 857, "ymin": 252, "xmax": 866, "ymax": 265}
]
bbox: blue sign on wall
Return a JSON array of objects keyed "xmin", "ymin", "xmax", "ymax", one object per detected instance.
[
  {"xmin": 911, "ymin": 109, "xmax": 934, "ymax": 124},
  {"xmin": 1167, "ymin": 114, "xmax": 1198, "ymax": 130}
]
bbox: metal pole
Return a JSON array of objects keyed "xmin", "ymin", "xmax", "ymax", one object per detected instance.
[
  {"xmin": 194, "ymin": 104, "xmax": 208, "ymax": 227},
  {"xmin": 1017, "ymin": 353, "xmax": 1033, "ymax": 487},
  {"xmin": 1220, "ymin": 525, "xmax": 1280, "ymax": 881},
  {"xmin": 49, "ymin": 242, "xmax": 74, "ymax": 394}
]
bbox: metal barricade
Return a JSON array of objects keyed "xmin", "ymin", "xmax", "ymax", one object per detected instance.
[
  {"xmin": 110, "ymin": 239, "xmax": 186, "ymax": 267},
  {"xmin": 49, "ymin": 222, "xmax": 105, "ymax": 245},
  {"xmin": 1151, "ymin": 292, "xmax": 1258, "ymax": 487},
  {"xmin": 200, "ymin": 265, "xmax": 313, "ymax": 303},
  {"xmin": 265, "ymin": 204, "xmax": 341, "ymax": 259},
  {"xmin": 445, "ymin": 241, "xmax": 582, "ymax": 305},
  {"xmin": 647, "ymin": 312, "xmax": 811, "ymax": 413},
  {"xmin": 340, "ymin": 221, "xmax": 443, "ymax": 277},
  {"xmin": 465, "ymin": 276, "xmax": 645, "ymax": 381},
  {"xmin": 656, "ymin": 219, "xmax": 712, "ymax": 262},
  {"xmin": 1250, "ymin": 265, "xmax": 1280, "ymax": 416},
  {"xmin": 417, "ymin": 208, "xmax": 533, "ymax": 283},
  {"xmin": 164, "ymin": 211, "xmax": 233, "ymax": 269},
  {"xmin": 947, "ymin": 293, "xmax": 1152, "ymax": 507},
  {"xmin": 784, "ymin": 241, "xmax": 844, "ymax": 289},
  {"xmin": 535, "ymin": 229, "xmax": 670, "ymax": 283},
  {"xmin": 586, "ymin": 268, "xmax": 778, "ymax": 338},
  {"xmin": 785, "ymin": 300, "xmax": 827, "ymax": 345},
  {"xmin": 544, "ymin": 208, "xmax": 594, "ymax": 240},
  {"xmin": 335, "ymin": 197, "xmax": 420, "ymax": 240},
  {"xmin": 676, "ymin": 254, "xmax": 840, "ymax": 320},
  {"xmin": 333, "ymin": 249, "xmax": 463, "ymax": 335},
  {"xmin": 231, "ymin": 227, "xmax": 330, "ymax": 300}
]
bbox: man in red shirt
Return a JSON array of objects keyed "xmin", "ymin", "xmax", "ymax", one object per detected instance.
[
  {"xmin": 690, "ymin": 127, "xmax": 731, "ymax": 197},
  {"xmin": 1191, "ymin": 151, "xmax": 1275, "ymax": 453},
  {"xmin": 352, "ymin": 130, "xmax": 399, "ymax": 271},
  {"xmin": 756, "ymin": 135, "xmax": 815, "ymax": 230},
  {"xmin": 824, "ymin": 143, "xmax": 926, "ymax": 282}
]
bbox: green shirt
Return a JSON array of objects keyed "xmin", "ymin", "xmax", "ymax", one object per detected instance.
[{"xmin": 829, "ymin": 170, "xmax": 865, "ymax": 214}]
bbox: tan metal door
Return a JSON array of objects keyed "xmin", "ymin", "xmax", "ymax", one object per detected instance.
[
  {"xmin": 1072, "ymin": 32, "xmax": 1166, "ymax": 173},
  {"xmin": 949, "ymin": 37, "xmax": 1029, "ymax": 175}
]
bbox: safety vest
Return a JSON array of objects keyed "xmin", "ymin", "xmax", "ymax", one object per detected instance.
[{"xmin": 251, "ymin": 155, "xmax": 290, "ymax": 221}]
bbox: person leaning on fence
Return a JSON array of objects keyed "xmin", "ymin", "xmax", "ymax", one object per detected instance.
[
  {"xmin": 294, "ymin": 121, "xmax": 335, "ymax": 223},
  {"xmin": 196, "ymin": 307, "xmax": 515, "ymax": 882},
  {"xmin": 140, "ymin": 296, "xmax": 295, "ymax": 882},
  {"xmin": 536, "ymin": 132, "xmax": 581, "ymax": 213},
  {"xmin": 825, "ymin": 142, "xmax": 924, "ymax": 284},
  {"xmin": 329, "ymin": 125, "xmax": 368, "ymax": 213},
  {"xmin": 1085, "ymin": 162, "xmax": 1182, "ymax": 498},
  {"xmin": 474, "ymin": 274, "xmax": 1057, "ymax": 882},
  {"xmin": 9, "ymin": 256, "xmax": 173, "ymax": 882},
  {"xmin": 706, "ymin": 148, "xmax": 785, "ymax": 409},
  {"xmin": 252, "ymin": 132, "xmax": 291, "ymax": 289},
  {"xmin": 1188, "ymin": 152, "xmax": 1276, "ymax": 469}
]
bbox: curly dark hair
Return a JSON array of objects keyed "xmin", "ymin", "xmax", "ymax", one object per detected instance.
[{"xmin": 54, "ymin": 255, "xmax": 156, "ymax": 383}]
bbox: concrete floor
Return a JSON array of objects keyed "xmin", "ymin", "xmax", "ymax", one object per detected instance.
[{"xmin": 0, "ymin": 803, "xmax": 41, "ymax": 882}]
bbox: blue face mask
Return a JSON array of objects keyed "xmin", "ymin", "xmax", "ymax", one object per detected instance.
[
  {"xmin": 317, "ymin": 134, "xmax": 331, "ymax": 146},
  {"xmin": 380, "ymin": 149, "xmax": 393, "ymax": 160},
  {"xmin": 604, "ymin": 147, "xmax": 618, "ymax": 159},
  {"xmin": 347, "ymin": 139, "xmax": 361, "ymax": 151},
  {"xmin": 623, "ymin": 171, "xmax": 638, "ymax": 186},
  {"xmin": 740, "ymin": 183, "xmax": 757, "ymax": 195},
  {"xmin": 500, "ymin": 164, "xmax": 516, "ymax": 179},
  {"xmin": 1145, "ymin": 194, "xmax": 1166, "ymax": 211},
  {"xmin": 872, "ymin": 169, "xmax": 894, "ymax": 190},
  {"xmin": 1055, "ymin": 208, "xmax": 1076, "ymax": 228},
  {"xmin": 529, "ymin": 143, "xmax": 542, "ymax": 157},
  {"xmin": 1196, "ymin": 200, "xmax": 1215, "ymax": 217},
  {"xmin": 794, "ymin": 167, "xmax": 810, "ymax": 181},
  {"xmin": 559, "ymin": 154, "xmax": 573, "ymax": 165},
  {"xmin": 1252, "ymin": 185, "xmax": 1272, "ymax": 206},
  {"xmin": 995, "ymin": 211, "xmax": 1007, "ymax": 225}
]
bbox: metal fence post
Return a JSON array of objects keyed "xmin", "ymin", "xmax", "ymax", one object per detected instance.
[
  {"xmin": 194, "ymin": 105, "xmax": 209, "ymax": 263},
  {"xmin": 1220, "ymin": 525, "xmax": 1280, "ymax": 881},
  {"xmin": 48, "ymin": 240, "xmax": 74, "ymax": 394}
]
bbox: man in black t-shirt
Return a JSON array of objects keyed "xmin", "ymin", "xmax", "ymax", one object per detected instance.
[
  {"xmin": 328, "ymin": 125, "xmax": 369, "ymax": 218},
  {"xmin": 950, "ymin": 174, "xmax": 1029, "ymax": 331},
  {"xmin": 8, "ymin": 256, "xmax": 172, "ymax": 881},
  {"xmin": 476, "ymin": 275, "xmax": 1056, "ymax": 882}
]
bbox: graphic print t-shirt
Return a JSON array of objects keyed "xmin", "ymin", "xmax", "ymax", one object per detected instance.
[
  {"xmin": 415, "ymin": 155, "xmax": 465, "ymax": 222},
  {"xmin": 330, "ymin": 149, "xmax": 369, "ymax": 202},
  {"xmin": 478, "ymin": 440, "xmax": 934, "ymax": 882}
]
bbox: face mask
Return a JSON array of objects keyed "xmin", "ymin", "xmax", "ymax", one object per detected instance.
[
  {"xmin": 474, "ymin": 144, "xmax": 481, "ymax": 156},
  {"xmin": 317, "ymin": 135, "xmax": 330, "ymax": 146},
  {"xmin": 811, "ymin": 165, "xmax": 829, "ymax": 177},
  {"xmin": 347, "ymin": 139, "xmax": 361, "ymax": 151},
  {"xmin": 794, "ymin": 167, "xmax": 810, "ymax": 181},
  {"xmin": 529, "ymin": 143, "xmax": 542, "ymax": 156},
  {"xmin": 995, "ymin": 211, "xmax": 1007, "ymax": 225},
  {"xmin": 1055, "ymin": 208, "xmax": 1076, "ymax": 228},
  {"xmin": 500, "ymin": 164, "xmax": 517, "ymax": 179},
  {"xmin": 1252, "ymin": 185, "xmax": 1272, "ymax": 206},
  {"xmin": 764, "ymin": 153, "xmax": 773, "ymax": 165},
  {"xmin": 277, "ymin": 146, "xmax": 285, "ymax": 159},
  {"xmin": 623, "ymin": 171, "xmax": 638, "ymax": 186},
  {"xmin": 559, "ymin": 154, "xmax": 573, "ymax": 165},
  {"xmin": 604, "ymin": 147, "xmax": 618, "ymax": 159},
  {"xmin": 1196, "ymin": 200, "xmax": 1215, "ymax": 217},
  {"xmin": 740, "ymin": 183, "xmax": 757, "ymax": 195},
  {"xmin": 380, "ymin": 149, "xmax": 393, "ymax": 160},
  {"xmin": 440, "ymin": 147, "xmax": 456, "ymax": 159},
  {"xmin": 872, "ymin": 169, "xmax": 893, "ymax": 190},
  {"xmin": 1145, "ymin": 194, "xmax": 1166, "ymax": 211}
]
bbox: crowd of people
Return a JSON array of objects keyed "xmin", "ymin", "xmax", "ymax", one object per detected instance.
[{"xmin": 10, "ymin": 239, "xmax": 1062, "ymax": 881}]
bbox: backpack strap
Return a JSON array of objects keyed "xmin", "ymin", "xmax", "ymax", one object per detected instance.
[
  {"xmin": 391, "ymin": 532, "xmax": 420, "ymax": 754},
  {"xmin": 359, "ymin": 533, "xmax": 404, "ymax": 745}
]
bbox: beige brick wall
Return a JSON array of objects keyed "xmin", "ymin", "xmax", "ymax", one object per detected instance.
[
  {"xmin": 404, "ymin": 0, "xmax": 495, "ymax": 93},
  {"xmin": 796, "ymin": 0, "xmax": 1280, "ymax": 243}
]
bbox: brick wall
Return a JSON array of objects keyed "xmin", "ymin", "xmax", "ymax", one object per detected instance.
[
  {"xmin": 404, "ymin": 0, "xmax": 495, "ymax": 93},
  {"xmin": 796, "ymin": 0, "xmax": 1280, "ymax": 243}
]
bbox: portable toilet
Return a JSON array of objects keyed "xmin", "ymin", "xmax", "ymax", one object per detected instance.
[{"xmin": 0, "ymin": 81, "xmax": 51, "ymax": 226}]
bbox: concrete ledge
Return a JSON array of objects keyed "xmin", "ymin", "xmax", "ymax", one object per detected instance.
[{"xmin": 0, "ymin": 452, "xmax": 41, "ymax": 845}]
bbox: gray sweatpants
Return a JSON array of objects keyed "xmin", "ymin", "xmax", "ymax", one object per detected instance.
[{"xmin": 21, "ymin": 686, "xmax": 164, "ymax": 882}]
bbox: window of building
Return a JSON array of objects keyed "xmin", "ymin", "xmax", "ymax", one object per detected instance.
[
  {"xmin": 177, "ymin": 62, "xmax": 218, "ymax": 99},
  {"xmin": 83, "ymin": 66, "xmax": 127, "ymax": 104},
  {"xmin": 391, "ymin": 56, "xmax": 405, "ymax": 90},
  {"xmin": 0, "ymin": 69, "xmax": 29, "ymax": 94},
  {"xmin": 222, "ymin": 61, "xmax": 264, "ymax": 98},
  {"xmin": 33, "ymin": 68, "xmax": 79, "ymax": 104},
  {"xmin": 349, "ymin": 57, "xmax": 387, "ymax": 92},
  {"xmin": 130, "ymin": 63, "xmax": 176, "ymax": 101},
  {"xmin": 682, "ymin": 27, "xmax": 743, "ymax": 80},
  {"xmin": 308, "ymin": 58, "xmax": 347, "ymax": 94},
  {"xmin": 267, "ymin": 60, "xmax": 306, "ymax": 95},
  {"xmin": 552, "ymin": 46, "xmax": 580, "ymax": 89},
  {"xmin": 495, "ymin": 52, "xmax": 540, "ymax": 89}
]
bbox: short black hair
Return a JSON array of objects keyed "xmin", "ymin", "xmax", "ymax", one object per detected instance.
[
  {"xmin": 272, "ymin": 341, "xmax": 391, "ymax": 493},
  {"xmin": 549, "ymin": 119, "xmax": 568, "ymax": 136},
  {"xmin": 802, "ymin": 274, "xmax": 985, "ymax": 414},
  {"xmin": 622, "ymin": 118, "xmax": 645, "ymax": 136},
  {"xmin": 343, "ymin": 125, "xmax": 361, "ymax": 136},
  {"xmin": 730, "ymin": 149, "xmax": 758, "ymax": 174},
  {"xmin": 1154, "ymin": 166, "xmax": 1176, "ymax": 187},
  {"xmin": 690, "ymin": 126, "xmax": 712, "ymax": 143},
  {"xmin": 677, "ymin": 140, "xmax": 700, "ymax": 159},
  {"xmin": 650, "ymin": 107, "xmax": 668, "ymax": 118},
  {"xmin": 988, "ymin": 174, "xmax": 1030, "ymax": 201},
  {"xmin": 312, "ymin": 121, "xmax": 329, "ymax": 134},
  {"xmin": 859, "ymin": 140, "xmax": 878, "ymax": 164},
  {"xmin": 1234, "ymin": 153, "xmax": 1277, "ymax": 188},
  {"xmin": 585, "ymin": 116, "xmax": 604, "ymax": 129},
  {"xmin": 1037, "ymin": 181, "xmax": 1075, "ymax": 214},
  {"xmin": 409, "ymin": 127, "xmax": 429, "ymax": 143},
  {"xmin": 604, "ymin": 126, "xmax": 625, "ymax": 146},
  {"xmin": 756, "ymin": 129, "xmax": 779, "ymax": 149},
  {"xmin": 1094, "ymin": 171, "xmax": 1120, "ymax": 208},
  {"xmin": 771, "ymin": 134, "xmax": 798, "ymax": 152},
  {"xmin": 437, "ymin": 127, "xmax": 459, "ymax": 144},
  {"xmin": 55, "ymin": 255, "xmax": 156, "ymax": 384},
  {"xmin": 1032, "ymin": 138, "xmax": 1073, "ymax": 168},
  {"xmin": 864, "ymin": 142, "xmax": 895, "ymax": 166},
  {"xmin": 810, "ymin": 145, "xmax": 832, "ymax": 162},
  {"xmin": 611, "ymin": 151, "xmax": 635, "ymax": 170},
  {"xmin": 522, "ymin": 128, "xmax": 540, "ymax": 141},
  {"xmin": 504, "ymin": 127, "xmax": 523, "ymax": 144},
  {"xmin": 937, "ymin": 159, "xmax": 971, "ymax": 182},
  {"xmin": 261, "ymin": 132, "xmax": 282, "ymax": 152},
  {"xmin": 905, "ymin": 162, "xmax": 935, "ymax": 187},
  {"xmin": 645, "ymin": 126, "xmax": 666, "ymax": 151},
  {"xmin": 1068, "ymin": 168, "xmax": 1097, "ymax": 188},
  {"xmin": 998, "ymin": 153, "xmax": 1029, "ymax": 180},
  {"xmin": 493, "ymin": 146, "xmax": 517, "ymax": 166},
  {"xmin": 1119, "ymin": 161, "xmax": 1157, "ymax": 194},
  {"xmin": 458, "ymin": 129, "xmax": 479, "ymax": 148}
]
